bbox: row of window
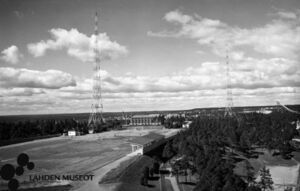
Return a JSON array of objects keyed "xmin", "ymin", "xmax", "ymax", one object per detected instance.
[{"xmin": 131, "ymin": 118, "xmax": 159, "ymax": 124}]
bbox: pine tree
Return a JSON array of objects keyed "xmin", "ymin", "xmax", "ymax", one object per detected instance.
[
  {"xmin": 162, "ymin": 141, "xmax": 175, "ymax": 159},
  {"xmin": 245, "ymin": 160, "xmax": 255, "ymax": 184},
  {"xmin": 258, "ymin": 166, "xmax": 273, "ymax": 191}
]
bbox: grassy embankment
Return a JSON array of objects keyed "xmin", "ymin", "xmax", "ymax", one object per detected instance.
[{"xmin": 100, "ymin": 155, "xmax": 173, "ymax": 191}]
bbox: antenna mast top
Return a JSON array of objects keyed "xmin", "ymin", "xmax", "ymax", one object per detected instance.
[
  {"xmin": 224, "ymin": 48, "xmax": 234, "ymax": 117},
  {"xmin": 88, "ymin": 11, "xmax": 104, "ymax": 133}
]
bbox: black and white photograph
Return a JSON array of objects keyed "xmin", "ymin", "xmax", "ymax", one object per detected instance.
[{"xmin": 0, "ymin": 0, "xmax": 300, "ymax": 190}]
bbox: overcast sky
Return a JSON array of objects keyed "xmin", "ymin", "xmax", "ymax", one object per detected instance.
[{"xmin": 0, "ymin": 0, "xmax": 299, "ymax": 115}]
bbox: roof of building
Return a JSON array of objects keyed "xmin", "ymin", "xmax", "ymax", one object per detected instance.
[
  {"xmin": 128, "ymin": 132, "xmax": 164, "ymax": 146},
  {"xmin": 143, "ymin": 132, "xmax": 164, "ymax": 140},
  {"xmin": 129, "ymin": 137, "xmax": 153, "ymax": 146},
  {"xmin": 132, "ymin": 114, "xmax": 159, "ymax": 118},
  {"xmin": 292, "ymin": 138, "xmax": 300, "ymax": 142}
]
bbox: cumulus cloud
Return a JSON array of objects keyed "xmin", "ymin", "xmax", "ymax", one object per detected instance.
[
  {"xmin": 165, "ymin": 10, "xmax": 193, "ymax": 24},
  {"xmin": 58, "ymin": 56, "xmax": 300, "ymax": 98},
  {"xmin": 275, "ymin": 9, "xmax": 299, "ymax": 19},
  {"xmin": 144, "ymin": 8, "xmax": 300, "ymax": 109},
  {"xmin": 0, "ymin": 67, "xmax": 76, "ymax": 89},
  {"xmin": 0, "ymin": 88, "xmax": 45, "ymax": 97},
  {"xmin": 27, "ymin": 28, "xmax": 128, "ymax": 62},
  {"xmin": 149, "ymin": 9, "xmax": 300, "ymax": 59},
  {"xmin": 2, "ymin": 9, "xmax": 300, "ymax": 114},
  {"xmin": 41, "ymin": 76, "xmax": 300, "ymax": 114},
  {"xmin": 1, "ymin": 45, "xmax": 22, "ymax": 64},
  {"xmin": 2, "ymin": 85, "xmax": 299, "ymax": 115},
  {"xmin": 1, "ymin": 65, "xmax": 299, "ymax": 115}
]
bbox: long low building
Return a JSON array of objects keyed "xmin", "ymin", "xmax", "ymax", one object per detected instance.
[
  {"xmin": 130, "ymin": 114, "xmax": 161, "ymax": 126},
  {"xmin": 128, "ymin": 132, "xmax": 165, "ymax": 155}
]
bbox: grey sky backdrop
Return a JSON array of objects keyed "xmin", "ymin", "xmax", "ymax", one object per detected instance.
[{"xmin": 0, "ymin": 0, "xmax": 299, "ymax": 115}]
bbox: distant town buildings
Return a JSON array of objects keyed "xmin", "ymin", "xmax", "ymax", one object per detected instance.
[
  {"xmin": 182, "ymin": 121, "xmax": 192, "ymax": 128},
  {"xmin": 165, "ymin": 113, "xmax": 185, "ymax": 119}
]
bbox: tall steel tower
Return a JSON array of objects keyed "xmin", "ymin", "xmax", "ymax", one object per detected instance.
[
  {"xmin": 224, "ymin": 49, "xmax": 234, "ymax": 117},
  {"xmin": 88, "ymin": 12, "xmax": 104, "ymax": 133}
]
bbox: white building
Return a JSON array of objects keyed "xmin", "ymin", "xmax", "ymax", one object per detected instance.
[
  {"xmin": 182, "ymin": 121, "xmax": 192, "ymax": 128},
  {"xmin": 68, "ymin": 130, "xmax": 78, "ymax": 136},
  {"xmin": 130, "ymin": 114, "xmax": 161, "ymax": 126}
]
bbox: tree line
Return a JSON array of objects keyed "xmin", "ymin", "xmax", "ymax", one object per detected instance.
[{"xmin": 0, "ymin": 118, "xmax": 124, "ymax": 141}]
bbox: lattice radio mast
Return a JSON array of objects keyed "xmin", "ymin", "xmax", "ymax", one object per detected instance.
[
  {"xmin": 224, "ymin": 48, "xmax": 234, "ymax": 117},
  {"xmin": 88, "ymin": 11, "xmax": 104, "ymax": 133}
]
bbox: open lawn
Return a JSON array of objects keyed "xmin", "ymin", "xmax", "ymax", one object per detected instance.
[
  {"xmin": 235, "ymin": 149, "xmax": 299, "ymax": 177},
  {"xmin": 1, "ymin": 128, "xmax": 179, "ymax": 191},
  {"xmin": 0, "ymin": 134, "xmax": 131, "ymax": 190},
  {"xmin": 234, "ymin": 149, "xmax": 300, "ymax": 191}
]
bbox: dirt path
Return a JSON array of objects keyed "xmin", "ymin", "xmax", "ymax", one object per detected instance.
[{"xmin": 164, "ymin": 167, "xmax": 180, "ymax": 191}]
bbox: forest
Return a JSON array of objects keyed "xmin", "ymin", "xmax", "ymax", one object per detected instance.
[{"xmin": 162, "ymin": 111, "xmax": 299, "ymax": 191}]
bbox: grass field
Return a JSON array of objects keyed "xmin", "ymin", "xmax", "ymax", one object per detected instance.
[
  {"xmin": 0, "ymin": 134, "xmax": 131, "ymax": 191},
  {"xmin": 1, "ymin": 128, "xmax": 179, "ymax": 191}
]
